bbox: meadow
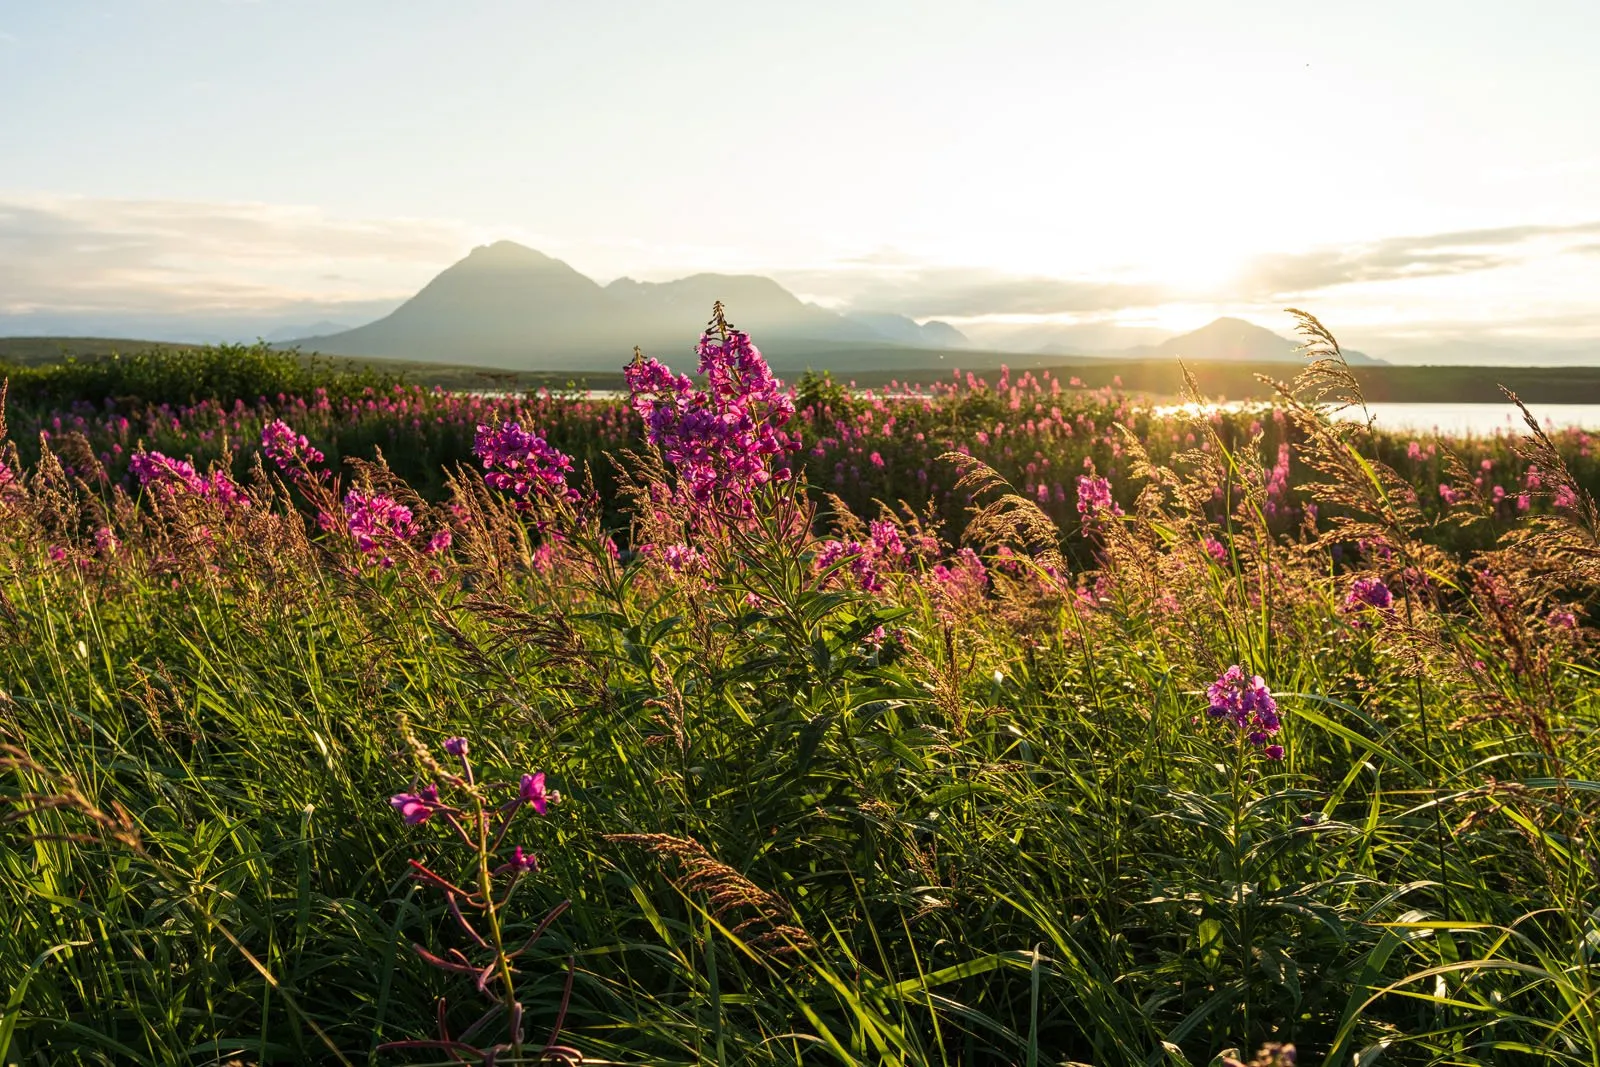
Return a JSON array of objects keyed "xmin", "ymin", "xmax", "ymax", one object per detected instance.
[{"xmin": 0, "ymin": 308, "xmax": 1597, "ymax": 1067}]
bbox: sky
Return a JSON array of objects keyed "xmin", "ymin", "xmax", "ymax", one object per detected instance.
[{"xmin": 2, "ymin": 0, "xmax": 1598, "ymax": 358}]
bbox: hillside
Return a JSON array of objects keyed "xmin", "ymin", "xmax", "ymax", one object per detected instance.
[
  {"xmin": 298, "ymin": 241, "xmax": 967, "ymax": 371},
  {"xmin": 299, "ymin": 247, "xmax": 1379, "ymax": 372},
  {"xmin": 1122, "ymin": 316, "xmax": 1383, "ymax": 365}
]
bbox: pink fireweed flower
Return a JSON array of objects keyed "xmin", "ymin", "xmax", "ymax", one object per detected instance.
[
  {"xmin": 504, "ymin": 846, "xmax": 539, "ymax": 873},
  {"xmin": 130, "ymin": 450, "xmax": 250, "ymax": 510},
  {"xmin": 1075, "ymin": 474, "xmax": 1122, "ymax": 519},
  {"xmin": 928, "ymin": 547, "xmax": 989, "ymax": 617},
  {"xmin": 443, "ymin": 737, "xmax": 468, "ymax": 756},
  {"xmin": 1205, "ymin": 665, "xmax": 1283, "ymax": 754},
  {"xmin": 1202, "ymin": 536, "xmax": 1228, "ymax": 564},
  {"xmin": 661, "ymin": 543, "xmax": 707, "ymax": 575},
  {"xmin": 390, "ymin": 783, "xmax": 441, "ymax": 825},
  {"xmin": 472, "ymin": 420, "xmax": 579, "ymax": 505},
  {"xmin": 260, "ymin": 419, "xmax": 325, "ymax": 479},
  {"xmin": 1343, "ymin": 576, "xmax": 1394, "ymax": 618},
  {"xmin": 519, "ymin": 772, "xmax": 550, "ymax": 815},
  {"xmin": 129, "ymin": 451, "xmax": 206, "ymax": 495},
  {"xmin": 813, "ymin": 539, "xmax": 885, "ymax": 593},
  {"xmin": 342, "ymin": 489, "xmax": 416, "ymax": 564},
  {"xmin": 868, "ymin": 520, "xmax": 906, "ymax": 561},
  {"xmin": 624, "ymin": 321, "xmax": 800, "ymax": 516}
]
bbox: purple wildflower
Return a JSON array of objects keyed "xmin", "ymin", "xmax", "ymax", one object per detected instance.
[
  {"xmin": 129, "ymin": 450, "xmax": 250, "ymax": 510},
  {"xmin": 519, "ymin": 772, "xmax": 549, "ymax": 816},
  {"xmin": 661, "ymin": 543, "xmax": 707, "ymax": 575},
  {"xmin": 1075, "ymin": 474, "xmax": 1123, "ymax": 537},
  {"xmin": 1205, "ymin": 665, "xmax": 1283, "ymax": 755},
  {"xmin": 928, "ymin": 548, "xmax": 988, "ymax": 616},
  {"xmin": 260, "ymin": 419, "xmax": 325, "ymax": 479},
  {"xmin": 390, "ymin": 783, "xmax": 441, "ymax": 825},
  {"xmin": 1343, "ymin": 576, "xmax": 1394, "ymax": 616},
  {"xmin": 624, "ymin": 322, "xmax": 800, "ymax": 516},
  {"xmin": 813, "ymin": 539, "xmax": 885, "ymax": 593},
  {"xmin": 868, "ymin": 520, "xmax": 906, "ymax": 561},
  {"xmin": 443, "ymin": 737, "xmax": 468, "ymax": 757},
  {"xmin": 129, "ymin": 451, "xmax": 206, "ymax": 495},
  {"xmin": 472, "ymin": 421, "xmax": 579, "ymax": 505},
  {"xmin": 342, "ymin": 489, "xmax": 416, "ymax": 565}
]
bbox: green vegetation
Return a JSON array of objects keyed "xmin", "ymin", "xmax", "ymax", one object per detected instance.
[
  {"xmin": 12, "ymin": 333, "xmax": 1600, "ymax": 403},
  {"xmin": 0, "ymin": 339, "xmax": 624, "ymax": 405},
  {"xmin": 0, "ymin": 316, "xmax": 1597, "ymax": 1065}
]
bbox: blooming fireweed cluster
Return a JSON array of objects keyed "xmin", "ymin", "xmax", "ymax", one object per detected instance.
[{"xmin": 0, "ymin": 307, "xmax": 1598, "ymax": 1067}]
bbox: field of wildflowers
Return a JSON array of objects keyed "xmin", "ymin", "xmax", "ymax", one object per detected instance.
[{"xmin": 1, "ymin": 306, "xmax": 1597, "ymax": 1066}]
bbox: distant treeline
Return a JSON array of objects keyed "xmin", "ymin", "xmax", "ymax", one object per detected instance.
[
  {"xmin": 6, "ymin": 337, "xmax": 1600, "ymax": 407},
  {"xmin": 0, "ymin": 339, "xmax": 621, "ymax": 407},
  {"xmin": 834, "ymin": 357, "xmax": 1600, "ymax": 404},
  {"xmin": 0, "ymin": 343, "xmax": 406, "ymax": 411}
]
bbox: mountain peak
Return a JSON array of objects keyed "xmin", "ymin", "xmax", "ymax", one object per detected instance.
[
  {"xmin": 461, "ymin": 240, "xmax": 563, "ymax": 268},
  {"xmin": 1147, "ymin": 316, "xmax": 1379, "ymax": 364}
]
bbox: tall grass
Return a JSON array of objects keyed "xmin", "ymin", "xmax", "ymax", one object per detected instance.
[{"xmin": 0, "ymin": 312, "xmax": 1596, "ymax": 1066}]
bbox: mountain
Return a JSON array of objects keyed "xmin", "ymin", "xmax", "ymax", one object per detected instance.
[
  {"xmin": 301, "ymin": 241, "xmax": 962, "ymax": 371},
  {"xmin": 1121, "ymin": 316, "xmax": 1384, "ymax": 365},
  {"xmin": 841, "ymin": 312, "xmax": 969, "ymax": 348},
  {"xmin": 961, "ymin": 320, "xmax": 1168, "ymax": 356}
]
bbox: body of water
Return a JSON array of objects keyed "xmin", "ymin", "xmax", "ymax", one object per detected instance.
[
  {"xmin": 1151, "ymin": 401, "xmax": 1600, "ymax": 436},
  {"xmin": 494, "ymin": 388, "xmax": 1600, "ymax": 438},
  {"xmin": 1339, "ymin": 402, "xmax": 1600, "ymax": 435}
]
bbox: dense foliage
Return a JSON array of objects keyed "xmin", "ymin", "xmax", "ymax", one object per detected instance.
[
  {"xmin": 0, "ymin": 342, "xmax": 402, "ymax": 411},
  {"xmin": 1, "ymin": 310, "xmax": 1598, "ymax": 1066}
]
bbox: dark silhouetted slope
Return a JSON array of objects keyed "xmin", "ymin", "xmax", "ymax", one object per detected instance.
[
  {"xmin": 1125, "ymin": 316, "xmax": 1383, "ymax": 364},
  {"xmin": 303, "ymin": 242, "xmax": 966, "ymax": 371}
]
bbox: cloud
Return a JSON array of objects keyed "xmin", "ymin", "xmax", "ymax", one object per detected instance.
[
  {"xmin": 1241, "ymin": 220, "xmax": 1600, "ymax": 298},
  {"xmin": 0, "ymin": 194, "xmax": 471, "ymax": 314},
  {"xmin": 777, "ymin": 266, "xmax": 1171, "ymax": 318}
]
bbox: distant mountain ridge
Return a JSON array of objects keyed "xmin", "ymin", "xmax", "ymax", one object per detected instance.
[
  {"xmin": 298, "ymin": 241, "xmax": 969, "ymax": 371},
  {"xmin": 298, "ymin": 242, "xmax": 1384, "ymax": 372},
  {"xmin": 1121, "ymin": 316, "xmax": 1383, "ymax": 365}
]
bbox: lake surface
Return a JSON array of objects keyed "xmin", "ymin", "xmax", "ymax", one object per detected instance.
[
  {"xmin": 498, "ymin": 389, "xmax": 1600, "ymax": 438},
  {"xmin": 1334, "ymin": 402, "xmax": 1600, "ymax": 435},
  {"xmin": 1149, "ymin": 401, "xmax": 1600, "ymax": 436}
]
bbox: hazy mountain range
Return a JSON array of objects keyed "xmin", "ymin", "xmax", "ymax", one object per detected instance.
[
  {"xmin": 289, "ymin": 241, "xmax": 968, "ymax": 371},
  {"xmin": 283, "ymin": 241, "xmax": 1377, "ymax": 371},
  {"xmin": 46, "ymin": 237, "xmax": 1600, "ymax": 369}
]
